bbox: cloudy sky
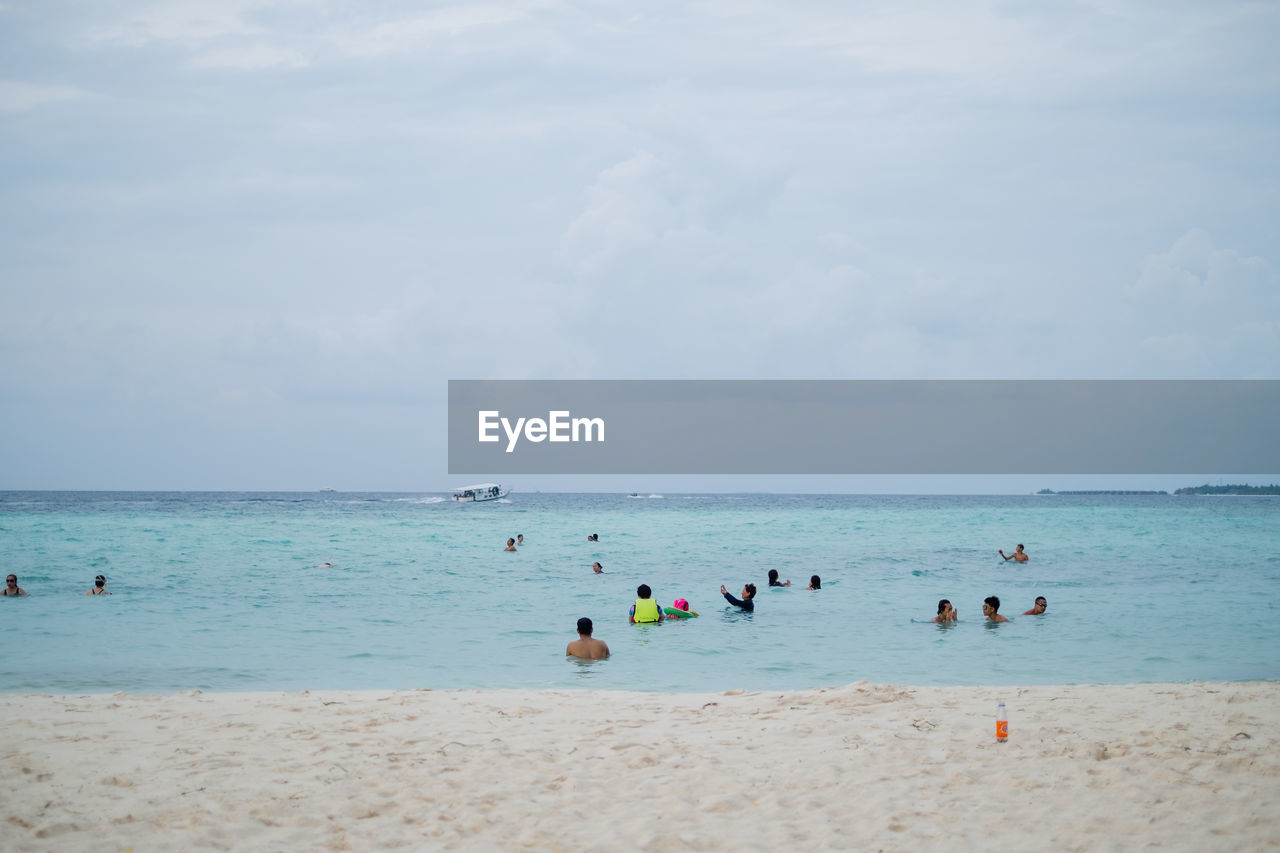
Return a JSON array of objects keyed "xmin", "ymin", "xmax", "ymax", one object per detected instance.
[{"xmin": 2, "ymin": 0, "xmax": 1277, "ymax": 491}]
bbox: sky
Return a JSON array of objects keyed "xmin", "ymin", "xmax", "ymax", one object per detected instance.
[{"xmin": 1, "ymin": 0, "xmax": 1277, "ymax": 492}]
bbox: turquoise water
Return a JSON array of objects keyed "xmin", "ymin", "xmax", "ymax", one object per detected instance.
[{"xmin": 1, "ymin": 492, "xmax": 1277, "ymax": 693}]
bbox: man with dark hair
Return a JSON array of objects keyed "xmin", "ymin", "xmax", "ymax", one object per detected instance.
[
  {"xmin": 983, "ymin": 596, "xmax": 1009, "ymax": 622},
  {"xmin": 566, "ymin": 617, "xmax": 610, "ymax": 659},
  {"xmin": 1023, "ymin": 596, "xmax": 1047, "ymax": 615},
  {"xmin": 1000, "ymin": 544, "xmax": 1029, "ymax": 562},
  {"xmin": 630, "ymin": 584, "xmax": 663, "ymax": 623},
  {"xmin": 721, "ymin": 583, "xmax": 756, "ymax": 612}
]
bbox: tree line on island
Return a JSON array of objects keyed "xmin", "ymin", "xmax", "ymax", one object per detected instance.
[{"xmin": 1036, "ymin": 485, "xmax": 1280, "ymax": 495}]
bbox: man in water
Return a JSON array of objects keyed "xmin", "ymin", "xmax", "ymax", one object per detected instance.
[
  {"xmin": 933, "ymin": 599, "xmax": 957, "ymax": 623},
  {"xmin": 983, "ymin": 596, "xmax": 1009, "ymax": 622},
  {"xmin": 1000, "ymin": 544, "xmax": 1029, "ymax": 562},
  {"xmin": 1023, "ymin": 596, "xmax": 1047, "ymax": 615},
  {"xmin": 86, "ymin": 574, "xmax": 110, "ymax": 595},
  {"xmin": 587, "ymin": 533, "xmax": 599, "ymax": 542},
  {"xmin": 504, "ymin": 538, "xmax": 517, "ymax": 551},
  {"xmin": 592, "ymin": 562, "xmax": 604, "ymax": 574},
  {"xmin": 721, "ymin": 583, "xmax": 756, "ymax": 612},
  {"xmin": 630, "ymin": 584, "xmax": 663, "ymax": 623},
  {"xmin": 3, "ymin": 574, "xmax": 27, "ymax": 596},
  {"xmin": 566, "ymin": 617, "xmax": 610, "ymax": 659}
]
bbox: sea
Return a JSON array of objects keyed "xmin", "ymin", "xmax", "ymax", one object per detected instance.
[{"xmin": 1, "ymin": 491, "xmax": 1277, "ymax": 694}]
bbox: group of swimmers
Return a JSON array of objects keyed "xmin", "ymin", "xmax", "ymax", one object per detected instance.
[
  {"xmin": 3, "ymin": 574, "xmax": 109, "ymax": 596},
  {"xmin": 932, "ymin": 595, "xmax": 1046, "ymax": 623},
  {"xmin": 568, "ymin": 540, "xmax": 1040, "ymax": 658},
  {"xmin": 567, "ymin": 568, "xmax": 826, "ymax": 658}
]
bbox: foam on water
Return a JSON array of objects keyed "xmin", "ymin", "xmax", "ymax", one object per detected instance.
[{"xmin": 1, "ymin": 491, "xmax": 1277, "ymax": 693}]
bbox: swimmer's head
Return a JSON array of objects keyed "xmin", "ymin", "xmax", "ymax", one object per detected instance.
[
  {"xmin": 743, "ymin": 583, "xmax": 757, "ymax": 600},
  {"xmin": 673, "ymin": 598, "xmax": 689, "ymax": 611},
  {"xmin": 592, "ymin": 562, "xmax": 603, "ymax": 573},
  {"xmin": 95, "ymin": 575, "xmax": 106, "ymax": 587},
  {"xmin": 577, "ymin": 617, "xmax": 593, "ymax": 636},
  {"xmin": 809, "ymin": 575, "xmax": 821, "ymax": 589},
  {"xmin": 768, "ymin": 569, "xmax": 779, "ymax": 583},
  {"xmin": 984, "ymin": 595, "xmax": 1001, "ymax": 613},
  {"xmin": 637, "ymin": 584, "xmax": 652, "ymax": 599},
  {"xmin": 938, "ymin": 599, "xmax": 951, "ymax": 614}
]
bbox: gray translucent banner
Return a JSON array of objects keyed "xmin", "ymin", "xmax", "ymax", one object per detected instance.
[{"xmin": 447, "ymin": 380, "xmax": 1279, "ymax": 474}]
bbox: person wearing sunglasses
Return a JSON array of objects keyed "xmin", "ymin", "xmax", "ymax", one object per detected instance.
[
  {"xmin": 3, "ymin": 574, "xmax": 27, "ymax": 596},
  {"xmin": 86, "ymin": 574, "xmax": 111, "ymax": 595},
  {"xmin": 1022, "ymin": 596, "xmax": 1047, "ymax": 615}
]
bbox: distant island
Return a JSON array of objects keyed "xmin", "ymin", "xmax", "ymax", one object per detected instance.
[
  {"xmin": 1173, "ymin": 484, "xmax": 1280, "ymax": 495},
  {"xmin": 1036, "ymin": 485, "xmax": 1280, "ymax": 496},
  {"xmin": 1036, "ymin": 489, "xmax": 1168, "ymax": 495}
]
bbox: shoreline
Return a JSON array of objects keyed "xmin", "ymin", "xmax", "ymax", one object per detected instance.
[{"xmin": 3, "ymin": 681, "xmax": 1276, "ymax": 851}]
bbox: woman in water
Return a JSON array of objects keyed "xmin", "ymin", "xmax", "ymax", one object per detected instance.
[
  {"xmin": 807, "ymin": 575, "xmax": 821, "ymax": 590},
  {"xmin": 86, "ymin": 574, "xmax": 110, "ymax": 595},
  {"xmin": 767, "ymin": 569, "xmax": 791, "ymax": 587}
]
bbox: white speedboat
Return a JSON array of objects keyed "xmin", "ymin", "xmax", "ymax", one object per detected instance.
[{"xmin": 452, "ymin": 483, "xmax": 510, "ymax": 502}]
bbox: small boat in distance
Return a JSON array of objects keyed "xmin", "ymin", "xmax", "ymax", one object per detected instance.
[{"xmin": 452, "ymin": 483, "xmax": 510, "ymax": 502}]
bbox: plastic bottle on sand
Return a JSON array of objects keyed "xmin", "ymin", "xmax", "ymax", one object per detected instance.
[{"xmin": 996, "ymin": 701, "xmax": 1008, "ymax": 742}]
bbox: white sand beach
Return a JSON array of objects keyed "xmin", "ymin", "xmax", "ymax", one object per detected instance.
[{"xmin": 3, "ymin": 681, "xmax": 1276, "ymax": 851}]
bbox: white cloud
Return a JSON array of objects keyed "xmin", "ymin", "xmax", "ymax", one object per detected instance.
[
  {"xmin": 0, "ymin": 81, "xmax": 87, "ymax": 112},
  {"xmin": 329, "ymin": 2, "xmax": 546, "ymax": 58},
  {"xmin": 90, "ymin": 0, "xmax": 264, "ymax": 45},
  {"xmin": 188, "ymin": 43, "xmax": 308, "ymax": 70},
  {"xmin": 1122, "ymin": 230, "xmax": 1280, "ymax": 376}
]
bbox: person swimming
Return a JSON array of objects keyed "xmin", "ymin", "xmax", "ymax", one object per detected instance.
[
  {"xmin": 1000, "ymin": 544, "xmax": 1029, "ymax": 562},
  {"xmin": 933, "ymin": 599, "xmax": 956, "ymax": 623},
  {"xmin": 807, "ymin": 575, "xmax": 821, "ymax": 590},
  {"xmin": 721, "ymin": 583, "xmax": 756, "ymax": 612},
  {"xmin": 767, "ymin": 569, "xmax": 791, "ymax": 587},
  {"xmin": 86, "ymin": 574, "xmax": 110, "ymax": 595},
  {"xmin": 983, "ymin": 595, "xmax": 1009, "ymax": 622},
  {"xmin": 666, "ymin": 597, "xmax": 698, "ymax": 619},
  {"xmin": 630, "ymin": 584, "xmax": 663, "ymax": 623}
]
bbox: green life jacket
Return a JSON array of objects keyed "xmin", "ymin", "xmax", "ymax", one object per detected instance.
[{"xmin": 633, "ymin": 598, "xmax": 661, "ymax": 623}]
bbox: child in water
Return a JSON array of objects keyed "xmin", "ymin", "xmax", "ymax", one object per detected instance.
[{"xmin": 666, "ymin": 598, "xmax": 698, "ymax": 619}]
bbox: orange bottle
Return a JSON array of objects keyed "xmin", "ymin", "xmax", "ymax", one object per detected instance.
[{"xmin": 996, "ymin": 702, "xmax": 1008, "ymax": 742}]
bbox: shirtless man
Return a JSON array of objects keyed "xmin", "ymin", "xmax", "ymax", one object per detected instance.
[
  {"xmin": 3, "ymin": 574, "xmax": 27, "ymax": 596},
  {"xmin": 1023, "ymin": 596, "xmax": 1047, "ymax": 615},
  {"xmin": 983, "ymin": 596, "xmax": 1009, "ymax": 622},
  {"xmin": 1000, "ymin": 544, "xmax": 1029, "ymax": 562},
  {"xmin": 933, "ymin": 599, "xmax": 957, "ymax": 623},
  {"xmin": 504, "ymin": 538, "xmax": 517, "ymax": 551},
  {"xmin": 566, "ymin": 617, "xmax": 610, "ymax": 659}
]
